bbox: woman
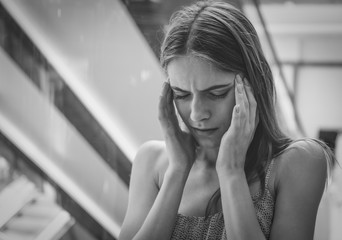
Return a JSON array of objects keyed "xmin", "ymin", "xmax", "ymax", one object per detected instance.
[{"xmin": 119, "ymin": 1, "xmax": 335, "ymax": 239}]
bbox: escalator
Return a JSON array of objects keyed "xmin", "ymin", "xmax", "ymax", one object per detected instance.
[
  {"xmin": 1, "ymin": 0, "xmax": 341, "ymax": 239},
  {"xmin": 0, "ymin": 0, "xmax": 165, "ymax": 239},
  {"xmin": 0, "ymin": 176, "xmax": 73, "ymax": 240},
  {"xmin": 0, "ymin": 0, "xmax": 299, "ymax": 239}
]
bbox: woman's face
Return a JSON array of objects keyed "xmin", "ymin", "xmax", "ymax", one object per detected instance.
[{"xmin": 167, "ymin": 56, "xmax": 237, "ymax": 149}]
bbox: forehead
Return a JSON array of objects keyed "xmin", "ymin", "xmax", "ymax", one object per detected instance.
[{"xmin": 167, "ymin": 56, "xmax": 235, "ymax": 90}]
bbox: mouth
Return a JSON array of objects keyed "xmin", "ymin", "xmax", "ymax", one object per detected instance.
[{"xmin": 191, "ymin": 127, "xmax": 218, "ymax": 136}]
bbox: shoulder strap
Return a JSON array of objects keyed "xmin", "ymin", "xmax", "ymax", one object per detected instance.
[{"xmin": 264, "ymin": 159, "xmax": 275, "ymax": 188}]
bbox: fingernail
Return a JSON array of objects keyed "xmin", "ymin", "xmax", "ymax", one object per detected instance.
[
  {"xmin": 235, "ymin": 105, "xmax": 240, "ymax": 113},
  {"xmin": 236, "ymin": 75, "xmax": 242, "ymax": 84},
  {"xmin": 236, "ymin": 80, "xmax": 243, "ymax": 93}
]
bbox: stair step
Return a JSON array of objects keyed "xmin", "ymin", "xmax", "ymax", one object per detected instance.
[
  {"xmin": 0, "ymin": 231, "xmax": 35, "ymax": 240},
  {"xmin": 20, "ymin": 201, "xmax": 60, "ymax": 219},
  {"xmin": 2, "ymin": 216, "xmax": 48, "ymax": 234},
  {"xmin": 0, "ymin": 176, "xmax": 37, "ymax": 227},
  {"xmin": 2, "ymin": 210, "xmax": 74, "ymax": 240},
  {"xmin": 36, "ymin": 211, "xmax": 74, "ymax": 240},
  {"xmin": 0, "ymin": 176, "xmax": 74, "ymax": 239}
]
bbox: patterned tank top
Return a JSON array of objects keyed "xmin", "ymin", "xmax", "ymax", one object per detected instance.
[{"xmin": 171, "ymin": 160, "xmax": 275, "ymax": 240}]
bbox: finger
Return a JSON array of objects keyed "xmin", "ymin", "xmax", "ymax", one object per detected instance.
[
  {"xmin": 159, "ymin": 83, "xmax": 174, "ymax": 123},
  {"xmin": 166, "ymin": 84, "xmax": 178, "ymax": 123},
  {"xmin": 235, "ymin": 74, "xmax": 248, "ymax": 122},
  {"xmin": 241, "ymin": 76, "xmax": 250, "ymax": 113},
  {"xmin": 230, "ymin": 104, "xmax": 241, "ymax": 130},
  {"xmin": 159, "ymin": 82, "xmax": 167, "ymax": 110},
  {"xmin": 159, "ymin": 82, "xmax": 181, "ymax": 133},
  {"xmin": 243, "ymin": 78, "xmax": 258, "ymax": 127},
  {"xmin": 158, "ymin": 82, "xmax": 169, "ymax": 125},
  {"xmin": 164, "ymin": 83, "xmax": 173, "ymax": 114},
  {"xmin": 165, "ymin": 82, "xmax": 174, "ymax": 105}
]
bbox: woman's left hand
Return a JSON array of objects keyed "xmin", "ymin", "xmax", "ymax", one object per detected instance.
[{"xmin": 216, "ymin": 74, "xmax": 259, "ymax": 173}]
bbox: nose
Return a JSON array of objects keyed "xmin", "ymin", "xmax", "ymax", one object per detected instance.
[{"xmin": 190, "ymin": 95, "xmax": 210, "ymax": 122}]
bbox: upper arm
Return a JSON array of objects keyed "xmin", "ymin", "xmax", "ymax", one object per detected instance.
[
  {"xmin": 119, "ymin": 141, "xmax": 165, "ymax": 240},
  {"xmin": 270, "ymin": 140, "xmax": 328, "ymax": 240}
]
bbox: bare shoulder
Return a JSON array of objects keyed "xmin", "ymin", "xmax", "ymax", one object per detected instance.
[
  {"xmin": 274, "ymin": 139, "xmax": 328, "ymax": 191},
  {"xmin": 277, "ymin": 139, "xmax": 327, "ymax": 168},
  {"xmin": 268, "ymin": 139, "xmax": 330, "ymax": 239},
  {"xmin": 120, "ymin": 141, "xmax": 168, "ymax": 239},
  {"xmin": 132, "ymin": 140, "xmax": 168, "ymax": 185},
  {"xmin": 134, "ymin": 140, "xmax": 165, "ymax": 162},
  {"xmin": 133, "ymin": 140, "xmax": 167, "ymax": 167}
]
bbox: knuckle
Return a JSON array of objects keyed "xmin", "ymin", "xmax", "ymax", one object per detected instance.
[{"xmin": 239, "ymin": 112, "xmax": 246, "ymax": 119}]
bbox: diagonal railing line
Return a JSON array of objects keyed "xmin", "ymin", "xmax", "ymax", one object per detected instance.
[
  {"xmin": 0, "ymin": 2, "xmax": 132, "ymax": 187},
  {"xmin": 250, "ymin": 0, "xmax": 306, "ymax": 136}
]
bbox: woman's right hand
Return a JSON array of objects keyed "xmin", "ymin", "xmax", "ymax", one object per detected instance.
[{"xmin": 158, "ymin": 82, "xmax": 197, "ymax": 172}]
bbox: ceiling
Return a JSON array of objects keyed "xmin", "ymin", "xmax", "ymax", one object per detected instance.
[{"xmin": 123, "ymin": 0, "xmax": 342, "ymax": 57}]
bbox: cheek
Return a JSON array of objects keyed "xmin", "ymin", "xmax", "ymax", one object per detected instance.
[
  {"xmin": 174, "ymin": 101, "xmax": 190, "ymax": 126},
  {"xmin": 218, "ymin": 95, "xmax": 235, "ymax": 128},
  {"xmin": 174, "ymin": 101, "xmax": 188, "ymax": 118}
]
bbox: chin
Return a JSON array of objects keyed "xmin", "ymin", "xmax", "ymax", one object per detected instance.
[{"xmin": 196, "ymin": 138, "xmax": 221, "ymax": 149}]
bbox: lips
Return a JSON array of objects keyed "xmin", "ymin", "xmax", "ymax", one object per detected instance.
[{"xmin": 191, "ymin": 127, "xmax": 218, "ymax": 136}]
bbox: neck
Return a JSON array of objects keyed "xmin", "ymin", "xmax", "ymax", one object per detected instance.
[{"xmin": 195, "ymin": 146, "xmax": 220, "ymax": 168}]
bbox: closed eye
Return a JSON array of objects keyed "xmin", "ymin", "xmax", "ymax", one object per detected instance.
[
  {"xmin": 209, "ymin": 90, "xmax": 230, "ymax": 99},
  {"xmin": 173, "ymin": 92, "xmax": 190, "ymax": 100},
  {"xmin": 173, "ymin": 91, "xmax": 229, "ymax": 100}
]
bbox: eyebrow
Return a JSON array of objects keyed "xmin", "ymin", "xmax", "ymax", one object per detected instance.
[{"xmin": 170, "ymin": 83, "xmax": 234, "ymax": 93}]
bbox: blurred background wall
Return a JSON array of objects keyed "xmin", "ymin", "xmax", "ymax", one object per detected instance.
[{"xmin": 0, "ymin": 0, "xmax": 341, "ymax": 239}]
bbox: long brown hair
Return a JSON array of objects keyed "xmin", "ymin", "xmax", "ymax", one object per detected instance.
[{"xmin": 160, "ymin": 0, "xmax": 334, "ymax": 216}]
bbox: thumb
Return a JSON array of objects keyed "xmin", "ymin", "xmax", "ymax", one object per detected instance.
[{"xmin": 230, "ymin": 104, "xmax": 240, "ymax": 129}]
